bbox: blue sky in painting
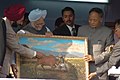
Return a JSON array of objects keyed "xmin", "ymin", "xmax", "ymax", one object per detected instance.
[{"xmin": 19, "ymin": 37, "xmax": 85, "ymax": 57}]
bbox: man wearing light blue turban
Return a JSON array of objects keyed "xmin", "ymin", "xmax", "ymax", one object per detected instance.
[{"xmin": 18, "ymin": 8, "xmax": 52, "ymax": 36}]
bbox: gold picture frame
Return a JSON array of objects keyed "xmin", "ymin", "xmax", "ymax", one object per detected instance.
[{"xmin": 17, "ymin": 34, "xmax": 89, "ymax": 80}]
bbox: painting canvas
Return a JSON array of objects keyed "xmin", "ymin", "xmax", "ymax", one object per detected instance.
[{"xmin": 17, "ymin": 34, "xmax": 89, "ymax": 80}]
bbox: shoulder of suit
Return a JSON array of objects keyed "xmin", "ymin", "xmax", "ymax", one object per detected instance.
[
  {"xmin": 23, "ymin": 23, "xmax": 31, "ymax": 29},
  {"xmin": 101, "ymin": 26, "xmax": 112, "ymax": 32},
  {"xmin": 116, "ymin": 40, "xmax": 120, "ymax": 44},
  {"xmin": 75, "ymin": 24, "xmax": 81, "ymax": 27},
  {"xmin": 78, "ymin": 25, "xmax": 88, "ymax": 29},
  {"xmin": 54, "ymin": 24, "xmax": 67, "ymax": 30}
]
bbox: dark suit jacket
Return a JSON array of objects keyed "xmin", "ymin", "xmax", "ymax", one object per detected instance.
[
  {"xmin": 53, "ymin": 24, "xmax": 80, "ymax": 36},
  {"xmin": 0, "ymin": 19, "xmax": 6, "ymax": 66}
]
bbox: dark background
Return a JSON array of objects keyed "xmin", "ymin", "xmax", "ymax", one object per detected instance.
[{"xmin": 0, "ymin": 0, "xmax": 119, "ymax": 31}]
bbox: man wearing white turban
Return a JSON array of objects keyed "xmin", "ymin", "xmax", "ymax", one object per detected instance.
[{"xmin": 18, "ymin": 8, "xmax": 52, "ymax": 36}]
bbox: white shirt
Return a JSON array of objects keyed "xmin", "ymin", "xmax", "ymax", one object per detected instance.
[{"xmin": 66, "ymin": 25, "xmax": 75, "ymax": 36}]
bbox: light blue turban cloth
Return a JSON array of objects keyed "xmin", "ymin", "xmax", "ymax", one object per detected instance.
[{"xmin": 28, "ymin": 8, "xmax": 47, "ymax": 22}]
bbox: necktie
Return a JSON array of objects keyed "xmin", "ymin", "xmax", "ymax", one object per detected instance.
[{"xmin": 72, "ymin": 28, "xmax": 76, "ymax": 36}]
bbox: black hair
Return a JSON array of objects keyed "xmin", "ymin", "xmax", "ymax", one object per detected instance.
[
  {"xmin": 62, "ymin": 7, "xmax": 75, "ymax": 16},
  {"xmin": 114, "ymin": 19, "xmax": 120, "ymax": 29},
  {"xmin": 55, "ymin": 17, "xmax": 64, "ymax": 27},
  {"xmin": 115, "ymin": 19, "xmax": 120, "ymax": 25},
  {"xmin": 89, "ymin": 7, "xmax": 104, "ymax": 18}
]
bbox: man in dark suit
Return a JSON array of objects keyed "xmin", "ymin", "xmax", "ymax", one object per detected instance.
[{"xmin": 53, "ymin": 7, "xmax": 80, "ymax": 36}]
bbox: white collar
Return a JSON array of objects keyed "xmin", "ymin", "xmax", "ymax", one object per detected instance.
[
  {"xmin": 66, "ymin": 25, "xmax": 75, "ymax": 32},
  {"xmin": 66, "ymin": 25, "xmax": 75, "ymax": 35}
]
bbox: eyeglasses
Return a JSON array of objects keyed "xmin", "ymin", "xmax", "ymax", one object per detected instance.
[{"xmin": 34, "ymin": 23, "xmax": 45, "ymax": 27}]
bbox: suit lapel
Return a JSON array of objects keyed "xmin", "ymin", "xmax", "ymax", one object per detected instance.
[{"xmin": 63, "ymin": 25, "xmax": 71, "ymax": 36}]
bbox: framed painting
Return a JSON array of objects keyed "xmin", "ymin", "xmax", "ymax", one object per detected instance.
[{"xmin": 16, "ymin": 34, "xmax": 89, "ymax": 80}]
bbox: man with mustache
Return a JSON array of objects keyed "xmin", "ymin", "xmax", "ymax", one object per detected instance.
[{"xmin": 53, "ymin": 7, "xmax": 80, "ymax": 36}]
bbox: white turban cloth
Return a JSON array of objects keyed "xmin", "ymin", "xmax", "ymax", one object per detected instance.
[{"xmin": 28, "ymin": 8, "xmax": 47, "ymax": 22}]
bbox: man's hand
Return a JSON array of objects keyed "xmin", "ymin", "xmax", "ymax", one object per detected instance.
[
  {"xmin": 84, "ymin": 55, "xmax": 94, "ymax": 62},
  {"xmin": 105, "ymin": 44, "xmax": 114, "ymax": 52},
  {"xmin": 36, "ymin": 52, "xmax": 46, "ymax": 59},
  {"xmin": 88, "ymin": 72, "xmax": 97, "ymax": 80},
  {"xmin": 45, "ymin": 32, "xmax": 53, "ymax": 37},
  {"xmin": 11, "ymin": 64, "xmax": 18, "ymax": 78}
]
